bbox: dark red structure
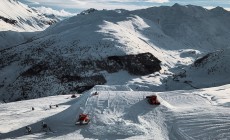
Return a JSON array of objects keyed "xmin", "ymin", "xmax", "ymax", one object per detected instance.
[
  {"xmin": 146, "ymin": 95, "xmax": 160, "ymax": 105},
  {"xmin": 76, "ymin": 113, "xmax": 90, "ymax": 125}
]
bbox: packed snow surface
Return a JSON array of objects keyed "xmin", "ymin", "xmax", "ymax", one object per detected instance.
[{"xmin": 1, "ymin": 84, "xmax": 230, "ymax": 139}]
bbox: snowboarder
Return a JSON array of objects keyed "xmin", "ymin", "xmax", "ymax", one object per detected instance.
[
  {"xmin": 32, "ymin": 107, "xmax": 34, "ymax": 110},
  {"xmin": 25, "ymin": 126, "xmax": 32, "ymax": 134}
]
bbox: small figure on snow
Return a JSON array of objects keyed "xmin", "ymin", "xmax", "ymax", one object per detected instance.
[
  {"xmin": 32, "ymin": 107, "xmax": 34, "ymax": 111},
  {"xmin": 41, "ymin": 122, "xmax": 51, "ymax": 132},
  {"xmin": 25, "ymin": 126, "xmax": 32, "ymax": 134},
  {"xmin": 92, "ymin": 92, "xmax": 99, "ymax": 96},
  {"xmin": 71, "ymin": 94, "xmax": 76, "ymax": 98}
]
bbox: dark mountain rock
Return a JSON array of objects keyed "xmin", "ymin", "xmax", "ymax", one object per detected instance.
[{"xmin": 0, "ymin": 16, "xmax": 17, "ymax": 25}]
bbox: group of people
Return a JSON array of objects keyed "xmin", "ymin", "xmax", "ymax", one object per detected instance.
[{"xmin": 25, "ymin": 122, "xmax": 52, "ymax": 134}]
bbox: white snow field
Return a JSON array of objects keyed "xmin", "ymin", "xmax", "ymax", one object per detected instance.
[{"xmin": 1, "ymin": 84, "xmax": 230, "ymax": 140}]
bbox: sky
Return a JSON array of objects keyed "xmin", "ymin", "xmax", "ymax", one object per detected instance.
[{"xmin": 19, "ymin": 0, "xmax": 230, "ymax": 14}]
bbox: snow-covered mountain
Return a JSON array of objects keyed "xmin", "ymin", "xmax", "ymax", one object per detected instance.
[
  {"xmin": 1, "ymin": 3, "xmax": 230, "ymax": 140},
  {"xmin": 0, "ymin": 0, "xmax": 58, "ymax": 31},
  {"xmin": 0, "ymin": 0, "xmax": 60, "ymax": 49},
  {"xmin": 1, "ymin": 4, "xmax": 230, "ymax": 102}
]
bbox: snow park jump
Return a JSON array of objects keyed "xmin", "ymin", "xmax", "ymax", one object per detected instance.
[{"xmin": 1, "ymin": 85, "xmax": 230, "ymax": 139}]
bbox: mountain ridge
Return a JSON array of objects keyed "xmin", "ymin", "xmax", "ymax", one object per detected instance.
[{"xmin": 1, "ymin": 4, "xmax": 230, "ymax": 102}]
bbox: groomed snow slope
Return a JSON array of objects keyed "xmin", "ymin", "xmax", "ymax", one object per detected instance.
[{"xmin": 1, "ymin": 85, "xmax": 230, "ymax": 139}]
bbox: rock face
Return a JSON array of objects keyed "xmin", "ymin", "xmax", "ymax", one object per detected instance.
[
  {"xmin": 104, "ymin": 53, "xmax": 161, "ymax": 75},
  {"xmin": 0, "ymin": 16, "xmax": 17, "ymax": 25},
  {"xmin": 79, "ymin": 8, "xmax": 98, "ymax": 15},
  {"xmin": 0, "ymin": 51, "xmax": 161, "ymax": 102},
  {"xmin": 194, "ymin": 53, "xmax": 212, "ymax": 67}
]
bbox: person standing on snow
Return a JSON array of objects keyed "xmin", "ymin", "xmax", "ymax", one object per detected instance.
[
  {"xmin": 25, "ymin": 126, "xmax": 32, "ymax": 134},
  {"xmin": 41, "ymin": 122, "xmax": 52, "ymax": 132}
]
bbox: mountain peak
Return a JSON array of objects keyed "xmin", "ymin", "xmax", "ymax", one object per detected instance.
[
  {"xmin": 172, "ymin": 3, "xmax": 181, "ymax": 7},
  {"xmin": 211, "ymin": 6, "xmax": 226, "ymax": 12},
  {"xmin": 79, "ymin": 8, "xmax": 98, "ymax": 15}
]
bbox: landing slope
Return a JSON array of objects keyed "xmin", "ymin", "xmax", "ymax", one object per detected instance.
[{"xmin": 1, "ymin": 85, "xmax": 230, "ymax": 139}]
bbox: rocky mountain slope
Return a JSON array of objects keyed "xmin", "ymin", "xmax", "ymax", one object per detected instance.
[
  {"xmin": 0, "ymin": 0, "xmax": 59, "ymax": 49},
  {"xmin": 1, "ymin": 4, "xmax": 230, "ymax": 102}
]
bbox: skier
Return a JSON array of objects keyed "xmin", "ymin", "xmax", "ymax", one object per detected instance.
[
  {"xmin": 32, "ymin": 107, "xmax": 34, "ymax": 110},
  {"xmin": 25, "ymin": 126, "xmax": 32, "ymax": 134}
]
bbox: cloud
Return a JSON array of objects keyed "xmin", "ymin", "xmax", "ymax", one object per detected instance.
[
  {"xmin": 19, "ymin": 0, "xmax": 230, "ymax": 13},
  {"xmin": 20, "ymin": 0, "xmax": 169, "ymax": 9},
  {"xmin": 69, "ymin": 0, "xmax": 168, "ymax": 3},
  {"xmin": 144, "ymin": 0, "xmax": 169, "ymax": 2},
  {"xmin": 19, "ymin": 0, "xmax": 40, "ymax": 5},
  {"xmin": 33, "ymin": 6, "xmax": 76, "ymax": 17}
]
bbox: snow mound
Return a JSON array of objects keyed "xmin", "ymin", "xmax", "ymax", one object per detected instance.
[{"xmin": 1, "ymin": 84, "xmax": 230, "ymax": 139}]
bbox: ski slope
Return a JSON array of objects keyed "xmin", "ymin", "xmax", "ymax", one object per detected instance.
[{"xmin": 1, "ymin": 84, "xmax": 230, "ymax": 139}]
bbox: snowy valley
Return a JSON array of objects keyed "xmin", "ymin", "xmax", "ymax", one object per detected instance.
[{"xmin": 0, "ymin": 1, "xmax": 230, "ymax": 139}]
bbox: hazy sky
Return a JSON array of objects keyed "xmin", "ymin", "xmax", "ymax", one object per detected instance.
[{"xmin": 19, "ymin": 0, "xmax": 230, "ymax": 13}]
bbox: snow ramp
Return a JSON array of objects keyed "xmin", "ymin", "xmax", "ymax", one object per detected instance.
[{"xmin": 2, "ymin": 86, "xmax": 230, "ymax": 140}]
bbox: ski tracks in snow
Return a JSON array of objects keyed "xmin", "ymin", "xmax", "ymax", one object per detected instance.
[{"xmin": 83, "ymin": 90, "xmax": 230, "ymax": 140}]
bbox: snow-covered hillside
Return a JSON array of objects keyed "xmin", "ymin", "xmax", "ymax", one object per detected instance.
[
  {"xmin": 1, "ymin": 4, "xmax": 230, "ymax": 102},
  {"xmin": 1, "ymin": 3, "xmax": 230, "ymax": 139},
  {"xmin": 1, "ymin": 84, "xmax": 230, "ymax": 139},
  {"xmin": 133, "ymin": 4, "xmax": 230, "ymax": 52},
  {"xmin": 0, "ymin": 0, "xmax": 58, "ymax": 32},
  {"xmin": 0, "ymin": 0, "xmax": 60, "ymax": 49}
]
